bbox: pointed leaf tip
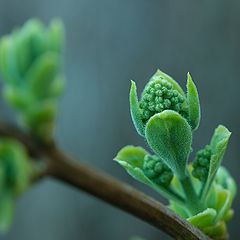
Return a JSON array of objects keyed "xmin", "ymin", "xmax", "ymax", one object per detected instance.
[
  {"xmin": 129, "ymin": 80, "xmax": 145, "ymax": 137},
  {"xmin": 114, "ymin": 145, "xmax": 148, "ymax": 168},
  {"xmin": 187, "ymin": 72, "xmax": 201, "ymax": 131}
]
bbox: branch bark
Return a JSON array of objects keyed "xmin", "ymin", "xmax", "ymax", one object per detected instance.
[{"xmin": 0, "ymin": 122, "xmax": 210, "ymax": 240}]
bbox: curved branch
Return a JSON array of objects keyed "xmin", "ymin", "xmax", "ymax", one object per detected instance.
[{"xmin": 0, "ymin": 122, "xmax": 210, "ymax": 240}]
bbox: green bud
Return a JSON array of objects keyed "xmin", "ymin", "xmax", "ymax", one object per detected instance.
[
  {"xmin": 139, "ymin": 75, "xmax": 186, "ymax": 122},
  {"xmin": 192, "ymin": 145, "xmax": 212, "ymax": 182},
  {"xmin": 143, "ymin": 154, "xmax": 173, "ymax": 187},
  {"xmin": 114, "ymin": 145, "xmax": 185, "ymax": 204}
]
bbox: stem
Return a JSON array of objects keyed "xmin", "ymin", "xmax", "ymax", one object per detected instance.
[
  {"xmin": 46, "ymin": 146, "xmax": 205, "ymax": 240},
  {"xmin": 0, "ymin": 122, "xmax": 210, "ymax": 240},
  {"xmin": 152, "ymin": 185, "xmax": 186, "ymax": 206},
  {"xmin": 180, "ymin": 174, "xmax": 203, "ymax": 215}
]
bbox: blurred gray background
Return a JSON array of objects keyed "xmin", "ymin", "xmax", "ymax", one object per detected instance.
[{"xmin": 0, "ymin": 0, "xmax": 239, "ymax": 239}]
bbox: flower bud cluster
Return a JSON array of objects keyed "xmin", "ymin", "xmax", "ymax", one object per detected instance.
[
  {"xmin": 139, "ymin": 78, "xmax": 185, "ymax": 122},
  {"xmin": 192, "ymin": 145, "xmax": 211, "ymax": 182},
  {"xmin": 143, "ymin": 154, "xmax": 173, "ymax": 187}
]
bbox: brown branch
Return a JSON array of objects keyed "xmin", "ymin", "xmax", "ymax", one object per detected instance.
[{"xmin": 0, "ymin": 122, "xmax": 210, "ymax": 240}]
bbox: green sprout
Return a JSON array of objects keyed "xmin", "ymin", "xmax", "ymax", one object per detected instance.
[
  {"xmin": 114, "ymin": 69, "xmax": 236, "ymax": 239},
  {"xmin": 0, "ymin": 19, "xmax": 65, "ymax": 142}
]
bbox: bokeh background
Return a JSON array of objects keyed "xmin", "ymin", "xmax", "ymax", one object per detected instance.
[{"xmin": 0, "ymin": 0, "xmax": 239, "ymax": 239}]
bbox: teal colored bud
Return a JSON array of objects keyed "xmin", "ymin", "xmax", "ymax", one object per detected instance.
[
  {"xmin": 143, "ymin": 154, "xmax": 173, "ymax": 187},
  {"xmin": 46, "ymin": 19, "xmax": 65, "ymax": 52},
  {"xmin": 0, "ymin": 19, "xmax": 65, "ymax": 142},
  {"xmin": 114, "ymin": 145, "xmax": 185, "ymax": 204},
  {"xmin": 129, "ymin": 70, "xmax": 201, "ymax": 137}
]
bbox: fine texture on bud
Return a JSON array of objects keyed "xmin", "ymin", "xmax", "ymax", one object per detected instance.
[
  {"xmin": 139, "ymin": 78, "xmax": 186, "ymax": 122},
  {"xmin": 192, "ymin": 145, "xmax": 212, "ymax": 182},
  {"xmin": 143, "ymin": 154, "xmax": 173, "ymax": 187}
]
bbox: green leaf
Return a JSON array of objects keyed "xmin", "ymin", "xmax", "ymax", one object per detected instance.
[
  {"xmin": 114, "ymin": 146, "xmax": 155, "ymax": 185},
  {"xmin": 0, "ymin": 37, "xmax": 13, "ymax": 83},
  {"xmin": 203, "ymin": 221, "xmax": 227, "ymax": 239},
  {"xmin": 25, "ymin": 52, "xmax": 59, "ymax": 99},
  {"xmin": 187, "ymin": 208, "xmax": 217, "ymax": 228},
  {"xmin": 129, "ymin": 81, "xmax": 145, "ymax": 136},
  {"xmin": 0, "ymin": 193, "xmax": 14, "ymax": 233},
  {"xmin": 49, "ymin": 75, "xmax": 65, "ymax": 98},
  {"xmin": 145, "ymin": 110, "xmax": 192, "ymax": 179},
  {"xmin": 200, "ymin": 125, "xmax": 231, "ymax": 200},
  {"xmin": 3, "ymin": 85, "xmax": 32, "ymax": 110},
  {"xmin": 222, "ymin": 209, "xmax": 234, "ymax": 222},
  {"xmin": 214, "ymin": 187, "xmax": 232, "ymax": 223},
  {"xmin": 169, "ymin": 200, "xmax": 190, "ymax": 218},
  {"xmin": 47, "ymin": 19, "xmax": 65, "ymax": 52},
  {"xmin": 216, "ymin": 166, "xmax": 237, "ymax": 199},
  {"xmin": 114, "ymin": 145, "xmax": 148, "ymax": 168},
  {"xmin": 21, "ymin": 19, "xmax": 46, "ymax": 57},
  {"xmin": 186, "ymin": 73, "xmax": 200, "ymax": 130}
]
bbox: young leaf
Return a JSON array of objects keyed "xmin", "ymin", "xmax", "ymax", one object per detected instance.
[
  {"xmin": 129, "ymin": 81, "xmax": 145, "ymax": 136},
  {"xmin": 200, "ymin": 125, "xmax": 231, "ymax": 200},
  {"xmin": 0, "ymin": 37, "xmax": 14, "ymax": 84},
  {"xmin": 47, "ymin": 19, "xmax": 65, "ymax": 52},
  {"xmin": 114, "ymin": 145, "xmax": 148, "ymax": 168},
  {"xmin": 25, "ymin": 52, "xmax": 59, "ymax": 99},
  {"xmin": 114, "ymin": 146, "xmax": 185, "ymax": 204},
  {"xmin": 203, "ymin": 221, "xmax": 227, "ymax": 239},
  {"xmin": 0, "ymin": 193, "xmax": 14, "ymax": 233},
  {"xmin": 214, "ymin": 188, "xmax": 232, "ymax": 223},
  {"xmin": 187, "ymin": 208, "xmax": 217, "ymax": 228},
  {"xmin": 216, "ymin": 166, "xmax": 237, "ymax": 199},
  {"xmin": 3, "ymin": 86, "xmax": 32, "ymax": 110},
  {"xmin": 145, "ymin": 110, "xmax": 192, "ymax": 179},
  {"xmin": 186, "ymin": 73, "xmax": 200, "ymax": 131}
]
